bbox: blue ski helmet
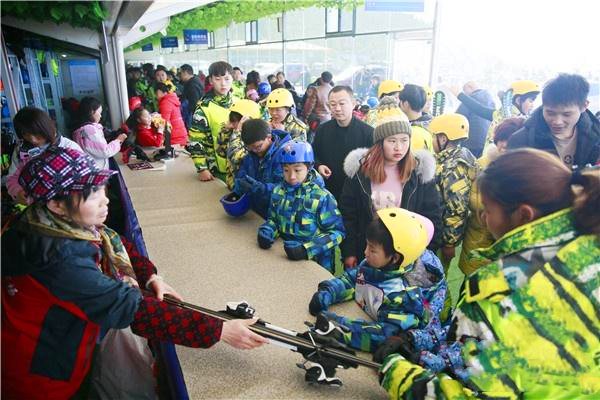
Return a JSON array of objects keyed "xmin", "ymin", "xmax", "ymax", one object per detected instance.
[
  {"xmin": 366, "ymin": 97, "xmax": 379, "ymax": 108},
  {"xmin": 258, "ymin": 82, "xmax": 272, "ymax": 96},
  {"xmin": 280, "ymin": 141, "xmax": 314, "ymax": 164},
  {"xmin": 220, "ymin": 192, "xmax": 250, "ymax": 217}
]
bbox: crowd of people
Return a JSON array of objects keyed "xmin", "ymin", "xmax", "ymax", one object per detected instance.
[{"xmin": 2, "ymin": 57, "xmax": 599, "ymax": 399}]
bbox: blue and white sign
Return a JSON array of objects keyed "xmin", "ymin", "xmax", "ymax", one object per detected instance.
[
  {"xmin": 160, "ymin": 36, "xmax": 179, "ymax": 48},
  {"xmin": 183, "ymin": 29, "xmax": 208, "ymax": 45},
  {"xmin": 365, "ymin": 0, "xmax": 425, "ymax": 12},
  {"xmin": 141, "ymin": 43, "xmax": 154, "ymax": 52},
  {"xmin": 68, "ymin": 60, "xmax": 100, "ymax": 96}
]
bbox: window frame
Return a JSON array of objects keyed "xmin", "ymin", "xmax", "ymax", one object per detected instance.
[
  {"xmin": 325, "ymin": 7, "xmax": 355, "ymax": 36},
  {"xmin": 208, "ymin": 31, "xmax": 215, "ymax": 49},
  {"xmin": 245, "ymin": 20, "xmax": 258, "ymax": 44}
]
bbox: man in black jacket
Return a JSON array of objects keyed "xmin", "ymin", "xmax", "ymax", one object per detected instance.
[
  {"xmin": 313, "ymin": 86, "xmax": 373, "ymax": 200},
  {"xmin": 508, "ymin": 73, "xmax": 600, "ymax": 168},
  {"xmin": 179, "ymin": 64, "xmax": 205, "ymax": 129}
]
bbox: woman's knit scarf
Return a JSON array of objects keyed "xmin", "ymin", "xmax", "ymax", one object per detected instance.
[{"xmin": 20, "ymin": 204, "xmax": 136, "ymax": 281}]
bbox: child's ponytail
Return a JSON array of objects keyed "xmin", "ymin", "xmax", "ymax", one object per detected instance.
[
  {"xmin": 479, "ymin": 148, "xmax": 599, "ymax": 236},
  {"xmin": 126, "ymin": 107, "xmax": 146, "ymax": 132},
  {"xmin": 572, "ymin": 167, "xmax": 600, "ymax": 236}
]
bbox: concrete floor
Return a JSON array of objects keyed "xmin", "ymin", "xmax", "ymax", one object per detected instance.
[{"xmin": 119, "ymin": 151, "xmax": 388, "ymax": 399}]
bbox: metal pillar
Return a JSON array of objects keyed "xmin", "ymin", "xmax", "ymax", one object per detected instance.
[{"xmin": 428, "ymin": 0, "xmax": 442, "ymax": 86}]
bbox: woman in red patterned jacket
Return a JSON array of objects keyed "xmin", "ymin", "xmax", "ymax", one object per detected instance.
[{"xmin": 1, "ymin": 147, "xmax": 267, "ymax": 400}]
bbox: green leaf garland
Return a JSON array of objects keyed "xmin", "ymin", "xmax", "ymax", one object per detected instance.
[{"xmin": 1, "ymin": 1, "xmax": 108, "ymax": 30}]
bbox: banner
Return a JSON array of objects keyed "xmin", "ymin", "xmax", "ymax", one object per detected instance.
[
  {"xmin": 141, "ymin": 43, "xmax": 153, "ymax": 52},
  {"xmin": 160, "ymin": 37, "xmax": 179, "ymax": 48},
  {"xmin": 183, "ymin": 29, "xmax": 208, "ymax": 45}
]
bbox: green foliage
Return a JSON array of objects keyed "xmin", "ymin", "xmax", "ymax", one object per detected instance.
[
  {"xmin": 127, "ymin": 0, "xmax": 362, "ymax": 51},
  {"xmin": 1, "ymin": 1, "xmax": 108, "ymax": 29}
]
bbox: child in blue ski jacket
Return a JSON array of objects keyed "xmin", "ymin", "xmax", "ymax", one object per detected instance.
[
  {"xmin": 235, "ymin": 119, "xmax": 291, "ymax": 218},
  {"xmin": 257, "ymin": 141, "xmax": 345, "ymax": 273},
  {"xmin": 308, "ymin": 208, "xmax": 447, "ymax": 353}
]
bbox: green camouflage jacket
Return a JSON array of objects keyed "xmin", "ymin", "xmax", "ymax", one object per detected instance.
[
  {"xmin": 435, "ymin": 146, "xmax": 479, "ymax": 246},
  {"xmin": 188, "ymin": 91, "xmax": 237, "ymax": 173},
  {"xmin": 381, "ymin": 208, "xmax": 600, "ymax": 399}
]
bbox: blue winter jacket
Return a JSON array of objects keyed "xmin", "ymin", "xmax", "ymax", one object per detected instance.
[
  {"xmin": 260, "ymin": 169, "xmax": 345, "ymax": 273},
  {"xmin": 315, "ymin": 249, "xmax": 447, "ymax": 352},
  {"xmin": 456, "ymin": 89, "xmax": 495, "ymax": 156},
  {"xmin": 235, "ymin": 130, "xmax": 291, "ymax": 218}
]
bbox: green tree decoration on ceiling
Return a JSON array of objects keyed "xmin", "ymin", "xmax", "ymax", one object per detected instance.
[{"xmin": 1, "ymin": 1, "xmax": 108, "ymax": 29}]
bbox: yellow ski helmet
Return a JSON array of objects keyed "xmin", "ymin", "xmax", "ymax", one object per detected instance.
[
  {"xmin": 266, "ymin": 88, "xmax": 295, "ymax": 108},
  {"xmin": 429, "ymin": 113, "xmax": 469, "ymax": 141},
  {"xmin": 376, "ymin": 208, "xmax": 430, "ymax": 269},
  {"xmin": 510, "ymin": 80, "xmax": 540, "ymax": 97},
  {"xmin": 230, "ymin": 99, "xmax": 262, "ymax": 119},
  {"xmin": 378, "ymin": 80, "xmax": 404, "ymax": 98}
]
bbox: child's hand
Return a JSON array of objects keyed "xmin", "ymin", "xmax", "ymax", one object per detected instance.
[
  {"xmin": 441, "ymin": 246, "xmax": 455, "ymax": 263},
  {"xmin": 344, "ymin": 256, "xmax": 358, "ymax": 269},
  {"xmin": 157, "ymin": 120, "xmax": 166, "ymax": 133},
  {"xmin": 198, "ymin": 170, "xmax": 214, "ymax": 181},
  {"xmin": 14, "ymin": 190, "xmax": 29, "ymax": 206},
  {"xmin": 117, "ymin": 133, "xmax": 128, "ymax": 143},
  {"xmin": 318, "ymin": 164, "xmax": 332, "ymax": 179}
]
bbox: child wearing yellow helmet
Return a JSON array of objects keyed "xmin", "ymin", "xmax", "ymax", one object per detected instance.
[
  {"xmin": 430, "ymin": 113, "xmax": 479, "ymax": 268},
  {"xmin": 451, "ymin": 80, "xmax": 540, "ymax": 155},
  {"xmin": 364, "ymin": 80, "xmax": 405, "ymax": 127},
  {"xmin": 216, "ymin": 99, "xmax": 262, "ymax": 189},
  {"xmin": 266, "ymin": 88, "xmax": 307, "ymax": 141},
  {"xmin": 307, "ymin": 207, "xmax": 446, "ymax": 353}
]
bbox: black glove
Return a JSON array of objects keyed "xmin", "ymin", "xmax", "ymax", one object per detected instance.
[
  {"xmin": 284, "ymin": 242, "xmax": 308, "ymax": 261},
  {"xmin": 373, "ymin": 331, "xmax": 417, "ymax": 364},
  {"xmin": 309, "ymin": 292, "xmax": 323, "ymax": 316},
  {"xmin": 257, "ymin": 232, "xmax": 272, "ymax": 249},
  {"xmin": 133, "ymin": 145, "xmax": 150, "ymax": 161}
]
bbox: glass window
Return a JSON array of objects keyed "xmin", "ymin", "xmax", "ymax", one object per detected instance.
[
  {"xmin": 325, "ymin": 8, "xmax": 339, "ymax": 33},
  {"xmin": 326, "ymin": 7, "xmax": 354, "ymax": 34},
  {"xmin": 229, "ymin": 42, "xmax": 283, "ymax": 79},
  {"xmin": 284, "ymin": 7, "xmax": 325, "ymax": 40},
  {"xmin": 283, "ymin": 34, "xmax": 392, "ymax": 95},
  {"xmin": 284, "ymin": 38, "xmax": 327, "ymax": 92},
  {"xmin": 245, "ymin": 20, "xmax": 258, "ymax": 43},
  {"xmin": 390, "ymin": 38, "xmax": 432, "ymax": 86},
  {"xmin": 229, "ymin": 23, "xmax": 246, "ymax": 47},
  {"xmin": 214, "ymin": 27, "xmax": 227, "ymax": 48},
  {"xmin": 340, "ymin": 8, "xmax": 354, "ymax": 32},
  {"xmin": 258, "ymin": 14, "xmax": 282, "ymax": 43}
]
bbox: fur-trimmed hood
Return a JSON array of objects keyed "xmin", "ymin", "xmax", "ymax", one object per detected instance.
[{"xmin": 343, "ymin": 148, "xmax": 436, "ymax": 183}]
